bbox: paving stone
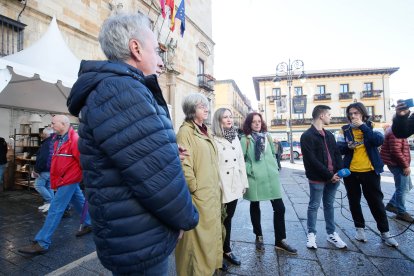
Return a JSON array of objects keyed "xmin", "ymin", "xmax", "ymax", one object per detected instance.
[
  {"xmin": 316, "ymin": 248, "xmax": 381, "ymax": 275},
  {"xmin": 370, "ymin": 256, "xmax": 414, "ymax": 275},
  {"xmin": 278, "ymin": 256, "xmax": 324, "ymax": 276}
]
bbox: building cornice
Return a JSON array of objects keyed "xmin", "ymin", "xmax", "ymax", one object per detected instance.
[{"xmin": 252, "ymin": 67, "xmax": 399, "ymax": 101}]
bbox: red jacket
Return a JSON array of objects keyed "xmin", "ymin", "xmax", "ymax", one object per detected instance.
[
  {"xmin": 380, "ymin": 127, "xmax": 411, "ymax": 168},
  {"xmin": 50, "ymin": 127, "xmax": 82, "ymax": 189}
]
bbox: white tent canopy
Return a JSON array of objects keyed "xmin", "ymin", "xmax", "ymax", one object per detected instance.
[{"xmin": 0, "ymin": 16, "xmax": 80, "ymax": 113}]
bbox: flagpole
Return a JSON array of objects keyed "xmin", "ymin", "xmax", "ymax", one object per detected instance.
[
  {"xmin": 158, "ymin": 17, "xmax": 166, "ymax": 40},
  {"xmin": 164, "ymin": 30, "xmax": 172, "ymax": 45}
]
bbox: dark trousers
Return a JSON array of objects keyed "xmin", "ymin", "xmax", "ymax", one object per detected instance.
[
  {"xmin": 223, "ymin": 199, "xmax": 238, "ymax": 253},
  {"xmin": 250, "ymin": 199, "xmax": 286, "ymax": 244},
  {"xmin": 275, "ymin": 154, "xmax": 282, "ymax": 170},
  {"xmin": 343, "ymin": 171, "xmax": 389, "ymax": 232}
]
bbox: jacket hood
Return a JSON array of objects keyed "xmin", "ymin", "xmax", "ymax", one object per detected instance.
[{"xmin": 67, "ymin": 60, "xmax": 146, "ymax": 116}]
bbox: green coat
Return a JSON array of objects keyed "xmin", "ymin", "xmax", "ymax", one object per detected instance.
[
  {"xmin": 175, "ymin": 121, "xmax": 223, "ymax": 276},
  {"xmin": 240, "ymin": 134, "xmax": 282, "ymax": 201}
]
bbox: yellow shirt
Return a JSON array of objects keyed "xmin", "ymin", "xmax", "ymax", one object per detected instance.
[{"xmin": 350, "ymin": 128, "xmax": 374, "ymax": 172}]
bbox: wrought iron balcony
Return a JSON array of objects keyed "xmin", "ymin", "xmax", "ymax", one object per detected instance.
[
  {"xmin": 339, "ymin": 92, "xmax": 355, "ymax": 100},
  {"xmin": 313, "ymin": 93, "xmax": 332, "ymax": 101},
  {"xmin": 361, "ymin": 90, "xmax": 382, "ymax": 98},
  {"xmin": 197, "ymin": 74, "xmax": 215, "ymax": 91},
  {"xmin": 267, "ymin": 95, "xmax": 286, "ymax": 102},
  {"xmin": 330, "ymin": 117, "xmax": 349, "ymax": 124},
  {"xmin": 371, "ymin": 114, "xmax": 382, "ymax": 122},
  {"xmin": 291, "ymin": 118, "xmax": 313, "ymax": 125},
  {"xmin": 271, "ymin": 119, "xmax": 287, "ymax": 126}
]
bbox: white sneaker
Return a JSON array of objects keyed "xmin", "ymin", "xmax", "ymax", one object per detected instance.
[
  {"xmin": 306, "ymin": 233, "xmax": 317, "ymax": 249},
  {"xmin": 38, "ymin": 203, "xmax": 48, "ymax": 210},
  {"xmin": 327, "ymin": 232, "xmax": 347, "ymax": 249},
  {"xmin": 41, "ymin": 203, "xmax": 50, "ymax": 213},
  {"xmin": 381, "ymin": 232, "xmax": 398, "ymax": 247},
  {"xmin": 355, "ymin": 227, "xmax": 367, "ymax": 242}
]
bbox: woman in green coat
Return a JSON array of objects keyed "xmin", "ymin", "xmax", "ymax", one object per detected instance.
[
  {"xmin": 175, "ymin": 93, "xmax": 223, "ymax": 275},
  {"xmin": 240, "ymin": 112, "xmax": 297, "ymax": 255}
]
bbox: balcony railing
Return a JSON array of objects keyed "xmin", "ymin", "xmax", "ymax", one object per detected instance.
[
  {"xmin": 361, "ymin": 90, "xmax": 382, "ymax": 98},
  {"xmin": 291, "ymin": 118, "xmax": 313, "ymax": 125},
  {"xmin": 313, "ymin": 93, "xmax": 331, "ymax": 101},
  {"xmin": 330, "ymin": 117, "xmax": 349, "ymax": 124},
  {"xmin": 339, "ymin": 92, "xmax": 355, "ymax": 100},
  {"xmin": 271, "ymin": 119, "xmax": 287, "ymax": 126},
  {"xmin": 197, "ymin": 74, "xmax": 215, "ymax": 91},
  {"xmin": 371, "ymin": 114, "xmax": 382, "ymax": 122},
  {"xmin": 267, "ymin": 95, "xmax": 286, "ymax": 102}
]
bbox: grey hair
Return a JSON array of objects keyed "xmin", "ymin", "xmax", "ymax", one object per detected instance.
[
  {"xmin": 98, "ymin": 13, "xmax": 151, "ymax": 61},
  {"xmin": 212, "ymin": 108, "xmax": 232, "ymax": 138},
  {"xmin": 42, "ymin": 127, "xmax": 54, "ymax": 137},
  {"xmin": 182, "ymin": 93, "xmax": 209, "ymax": 121}
]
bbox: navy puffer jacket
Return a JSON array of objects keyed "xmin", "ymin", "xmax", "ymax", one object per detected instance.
[{"xmin": 67, "ymin": 60, "xmax": 199, "ymax": 274}]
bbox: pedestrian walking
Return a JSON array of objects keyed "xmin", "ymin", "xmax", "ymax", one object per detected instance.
[
  {"xmin": 0, "ymin": 137, "xmax": 7, "ymax": 192},
  {"xmin": 337, "ymin": 102, "xmax": 398, "ymax": 247},
  {"xmin": 240, "ymin": 112, "xmax": 297, "ymax": 254},
  {"xmin": 392, "ymin": 99, "xmax": 414, "ymax": 138},
  {"xmin": 301, "ymin": 105, "xmax": 347, "ymax": 249},
  {"xmin": 380, "ymin": 127, "xmax": 413, "ymax": 222},
  {"xmin": 274, "ymin": 138, "xmax": 283, "ymax": 170},
  {"xmin": 18, "ymin": 115, "xmax": 93, "ymax": 255},
  {"xmin": 32, "ymin": 127, "xmax": 55, "ymax": 213},
  {"xmin": 175, "ymin": 93, "xmax": 223, "ymax": 275},
  {"xmin": 66, "ymin": 13, "xmax": 199, "ymax": 275},
  {"xmin": 212, "ymin": 108, "xmax": 248, "ymax": 267}
]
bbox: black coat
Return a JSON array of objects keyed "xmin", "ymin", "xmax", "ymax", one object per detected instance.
[
  {"xmin": 67, "ymin": 60, "xmax": 199, "ymax": 274},
  {"xmin": 0, "ymin": 137, "xmax": 7, "ymax": 165},
  {"xmin": 300, "ymin": 125, "xmax": 343, "ymax": 181},
  {"xmin": 392, "ymin": 113, "xmax": 414, "ymax": 139}
]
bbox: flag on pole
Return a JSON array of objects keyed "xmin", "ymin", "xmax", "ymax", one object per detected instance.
[
  {"xmin": 160, "ymin": 0, "xmax": 166, "ymax": 18},
  {"xmin": 175, "ymin": 0, "xmax": 185, "ymax": 37},
  {"xmin": 166, "ymin": 0, "xmax": 176, "ymax": 31}
]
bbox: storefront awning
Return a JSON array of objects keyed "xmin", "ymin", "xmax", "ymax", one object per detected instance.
[{"xmin": 0, "ymin": 16, "xmax": 80, "ymax": 113}]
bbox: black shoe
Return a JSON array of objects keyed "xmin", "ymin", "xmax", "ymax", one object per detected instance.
[
  {"xmin": 76, "ymin": 225, "xmax": 93, "ymax": 237},
  {"xmin": 219, "ymin": 261, "xmax": 228, "ymax": 272},
  {"xmin": 18, "ymin": 242, "xmax": 48, "ymax": 255},
  {"xmin": 255, "ymin": 236, "xmax": 265, "ymax": 251},
  {"xmin": 223, "ymin": 252, "xmax": 241, "ymax": 266},
  {"xmin": 275, "ymin": 240, "xmax": 297, "ymax": 255},
  {"xmin": 63, "ymin": 210, "xmax": 72, "ymax": 218}
]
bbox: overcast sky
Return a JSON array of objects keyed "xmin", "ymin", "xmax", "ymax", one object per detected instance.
[{"xmin": 212, "ymin": 0, "xmax": 414, "ymax": 107}]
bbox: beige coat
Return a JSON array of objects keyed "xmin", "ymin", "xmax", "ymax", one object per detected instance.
[
  {"xmin": 214, "ymin": 136, "xmax": 249, "ymax": 203},
  {"xmin": 175, "ymin": 121, "xmax": 223, "ymax": 276}
]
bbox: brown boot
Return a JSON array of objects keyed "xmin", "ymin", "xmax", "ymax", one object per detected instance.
[
  {"xmin": 18, "ymin": 242, "xmax": 48, "ymax": 255},
  {"xmin": 396, "ymin": 212, "xmax": 414, "ymax": 223}
]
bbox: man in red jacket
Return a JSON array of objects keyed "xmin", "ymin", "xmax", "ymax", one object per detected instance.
[
  {"xmin": 19, "ymin": 115, "xmax": 92, "ymax": 255},
  {"xmin": 380, "ymin": 127, "xmax": 413, "ymax": 223}
]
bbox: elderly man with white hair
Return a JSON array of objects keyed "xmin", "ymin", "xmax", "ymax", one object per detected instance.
[{"xmin": 19, "ymin": 115, "xmax": 92, "ymax": 255}]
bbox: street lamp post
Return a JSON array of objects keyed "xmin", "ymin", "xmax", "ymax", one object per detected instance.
[{"xmin": 274, "ymin": 59, "xmax": 305, "ymax": 163}]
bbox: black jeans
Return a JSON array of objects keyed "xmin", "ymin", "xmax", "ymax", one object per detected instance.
[
  {"xmin": 250, "ymin": 199, "xmax": 286, "ymax": 244},
  {"xmin": 223, "ymin": 199, "xmax": 238, "ymax": 253},
  {"xmin": 275, "ymin": 154, "xmax": 282, "ymax": 169},
  {"xmin": 343, "ymin": 171, "xmax": 389, "ymax": 232}
]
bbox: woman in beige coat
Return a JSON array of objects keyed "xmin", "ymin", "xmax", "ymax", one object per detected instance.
[
  {"xmin": 212, "ymin": 108, "xmax": 248, "ymax": 267},
  {"xmin": 175, "ymin": 93, "xmax": 223, "ymax": 276}
]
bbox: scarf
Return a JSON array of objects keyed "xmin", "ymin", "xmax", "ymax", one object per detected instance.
[
  {"xmin": 223, "ymin": 127, "xmax": 237, "ymax": 143},
  {"xmin": 251, "ymin": 131, "xmax": 266, "ymax": 161}
]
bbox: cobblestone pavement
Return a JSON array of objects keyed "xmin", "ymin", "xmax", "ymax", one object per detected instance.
[{"xmin": 1, "ymin": 161, "xmax": 413, "ymax": 275}]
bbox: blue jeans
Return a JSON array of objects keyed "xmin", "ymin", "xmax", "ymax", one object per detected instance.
[
  {"xmin": 307, "ymin": 181, "xmax": 339, "ymax": 235},
  {"xmin": 112, "ymin": 257, "xmax": 168, "ymax": 276},
  {"xmin": 0, "ymin": 163, "xmax": 6, "ymax": 189},
  {"xmin": 388, "ymin": 165, "xmax": 412, "ymax": 214},
  {"xmin": 35, "ymin": 183, "xmax": 91, "ymax": 249},
  {"xmin": 34, "ymin": 172, "xmax": 54, "ymax": 203}
]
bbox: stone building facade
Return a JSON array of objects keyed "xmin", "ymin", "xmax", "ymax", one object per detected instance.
[
  {"xmin": 253, "ymin": 67, "xmax": 399, "ymax": 141},
  {"xmin": 214, "ymin": 79, "xmax": 251, "ymax": 128},
  {"xmin": 0, "ymin": 0, "xmax": 215, "ymax": 129}
]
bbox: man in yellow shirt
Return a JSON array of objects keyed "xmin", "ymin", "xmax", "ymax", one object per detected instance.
[{"xmin": 337, "ymin": 102, "xmax": 398, "ymax": 247}]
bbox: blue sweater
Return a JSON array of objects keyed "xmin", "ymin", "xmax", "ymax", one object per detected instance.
[
  {"xmin": 337, "ymin": 121, "xmax": 384, "ymax": 174},
  {"xmin": 67, "ymin": 60, "xmax": 199, "ymax": 274}
]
